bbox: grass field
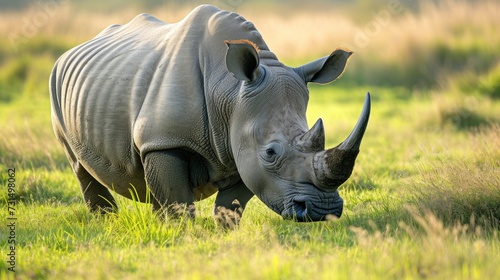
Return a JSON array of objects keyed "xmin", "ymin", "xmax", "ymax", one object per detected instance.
[{"xmin": 1, "ymin": 0, "xmax": 499, "ymax": 279}]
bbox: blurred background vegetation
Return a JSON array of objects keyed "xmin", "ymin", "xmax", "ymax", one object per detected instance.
[{"xmin": 0, "ymin": 0, "xmax": 498, "ymax": 102}]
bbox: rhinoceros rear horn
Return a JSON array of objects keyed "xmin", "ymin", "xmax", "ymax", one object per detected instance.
[
  {"xmin": 294, "ymin": 118, "xmax": 325, "ymax": 153},
  {"xmin": 225, "ymin": 39, "xmax": 260, "ymax": 82},
  {"xmin": 313, "ymin": 93, "xmax": 371, "ymax": 190}
]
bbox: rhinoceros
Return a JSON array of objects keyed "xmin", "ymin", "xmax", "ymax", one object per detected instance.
[{"xmin": 49, "ymin": 5, "xmax": 370, "ymax": 224}]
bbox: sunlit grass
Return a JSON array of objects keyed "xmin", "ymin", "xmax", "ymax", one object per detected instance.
[
  {"xmin": 0, "ymin": 0, "xmax": 499, "ymax": 279},
  {"xmin": 408, "ymin": 125, "xmax": 500, "ymax": 227},
  {"xmin": 4, "ymin": 83, "xmax": 497, "ymax": 278}
]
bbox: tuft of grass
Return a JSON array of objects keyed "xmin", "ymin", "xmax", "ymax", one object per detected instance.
[
  {"xmin": 408, "ymin": 125, "xmax": 500, "ymax": 228},
  {"xmin": 350, "ymin": 209, "xmax": 500, "ymax": 279}
]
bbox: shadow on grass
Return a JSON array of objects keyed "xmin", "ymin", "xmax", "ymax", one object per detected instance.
[
  {"xmin": 437, "ymin": 106, "xmax": 492, "ymax": 131},
  {"xmin": 421, "ymin": 94, "xmax": 499, "ymax": 132}
]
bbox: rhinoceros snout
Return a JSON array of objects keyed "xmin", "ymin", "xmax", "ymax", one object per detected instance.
[{"xmin": 282, "ymin": 193, "xmax": 343, "ymax": 222}]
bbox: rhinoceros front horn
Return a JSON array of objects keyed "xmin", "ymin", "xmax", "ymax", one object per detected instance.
[{"xmin": 313, "ymin": 93, "xmax": 371, "ymax": 190}]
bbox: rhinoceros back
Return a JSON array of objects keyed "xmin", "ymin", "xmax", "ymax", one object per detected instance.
[{"xmin": 50, "ymin": 5, "xmax": 268, "ymax": 196}]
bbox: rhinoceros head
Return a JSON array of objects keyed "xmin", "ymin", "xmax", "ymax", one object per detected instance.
[{"xmin": 225, "ymin": 40, "xmax": 370, "ymax": 222}]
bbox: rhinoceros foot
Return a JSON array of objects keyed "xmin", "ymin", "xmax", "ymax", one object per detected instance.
[{"xmin": 213, "ymin": 199, "xmax": 243, "ymax": 230}]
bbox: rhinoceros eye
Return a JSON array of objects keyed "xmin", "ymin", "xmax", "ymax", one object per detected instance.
[
  {"xmin": 266, "ymin": 148, "xmax": 277, "ymax": 156},
  {"xmin": 261, "ymin": 142, "xmax": 283, "ymax": 163}
]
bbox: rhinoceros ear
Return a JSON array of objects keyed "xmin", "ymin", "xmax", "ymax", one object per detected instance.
[
  {"xmin": 295, "ymin": 48, "xmax": 352, "ymax": 84},
  {"xmin": 225, "ymin": 40, "xmax": 260, "ymax": 82}
]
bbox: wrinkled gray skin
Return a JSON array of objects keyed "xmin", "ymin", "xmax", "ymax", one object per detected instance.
[{"xmin": 50, "ymin": 5, "xmax": 370, "ymax": 223}]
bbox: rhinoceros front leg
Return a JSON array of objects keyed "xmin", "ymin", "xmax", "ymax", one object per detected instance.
[
  {"xmin": 214, "ymin": 178, "xmax": 254, "ymax": 229},
  {"xmin": 143, "ymin": 150, "xmax": 195, "ymax": 219}
]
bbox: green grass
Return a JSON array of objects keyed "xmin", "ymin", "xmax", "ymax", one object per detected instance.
[
  {"xmin": 1, "ymin": 83, "xmax": 499, "ymax": 279},
  {"xmin": 1, "ymin": 1, "xmax": 500, "ymax": 279}
]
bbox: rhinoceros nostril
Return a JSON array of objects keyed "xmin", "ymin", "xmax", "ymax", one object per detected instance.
[{"xmin": 292, "ymin": 199, "xmax": 308, "ymax": 222}]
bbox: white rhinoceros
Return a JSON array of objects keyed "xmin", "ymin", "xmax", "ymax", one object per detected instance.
[{"xmin": 50, "ymin": 5, "xmax": 370, "ymax": 224}]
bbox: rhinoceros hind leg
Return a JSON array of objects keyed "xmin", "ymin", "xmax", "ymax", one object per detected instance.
[
  {"xmin": 75, "ymin": 162, "xmax": 117, "ymax": 214},
  {"xmin": 143, "ymin": 150, "xmax": 196, "ymax": 220}
]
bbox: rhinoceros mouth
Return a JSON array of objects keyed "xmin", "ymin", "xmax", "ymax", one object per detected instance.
[{"xmin": 281, "ymin": 188, "xmax": 344, "ymax": 222}]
